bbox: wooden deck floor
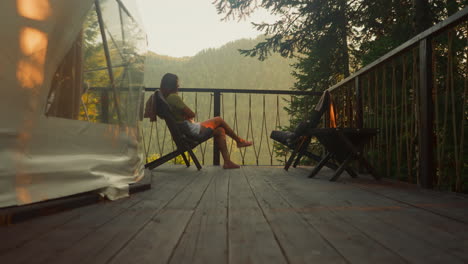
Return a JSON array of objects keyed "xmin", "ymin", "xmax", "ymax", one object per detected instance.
[{"xmin": 1, "ymin": 166, "xmax": 468, "ymax": 264}]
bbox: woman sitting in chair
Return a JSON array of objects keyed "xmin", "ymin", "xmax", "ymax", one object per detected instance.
[{"xmin": 160, "ymin": 73, "xmax": 252, "ymax": 169}]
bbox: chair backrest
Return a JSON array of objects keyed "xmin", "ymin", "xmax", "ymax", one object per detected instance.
[
  {"xmin": 309, "ymin": 90, "xmax": 331, "ymax": 128},
  {"xmin": 153, "ymin": 91, "xmax": 191, "ymax": 149},
  {"xmin": 293, "ymin": 91, "xmax": 331, "ymax": 136},
  {"xmin": 143, "ymin": 93, "xmax": 157, "ymax": 122}
]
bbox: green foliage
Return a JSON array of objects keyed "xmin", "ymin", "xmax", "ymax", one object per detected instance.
[
  {"xmin": 79, "ymin": 5, "xmax": 146, "ymax": 125},
  {"xmin": 144, "ymin": 36, "xmax": 296, "ymax": 90},
  {"xmin": 214, "ymin": 0, "xmax": 468, "ymax": 191}
]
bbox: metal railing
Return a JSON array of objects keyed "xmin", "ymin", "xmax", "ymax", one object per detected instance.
[
  {"xmin": 325, "ymin": 7, "xmax": 468, "ymax": 191},
  {"xmin": 142, "ymin": 88, "xmax": 320, "ymax": 166}
]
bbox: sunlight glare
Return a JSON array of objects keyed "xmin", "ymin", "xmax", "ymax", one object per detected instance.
[
  {"xmin": 329, "ymin": 100, "xmax": 337, "ymax": 128},
  {"xmin": 17, "ymin": 0, "xmax": 51, "ymax": 21},
  {"xmin": 15, "ymin": 169, "xmax": 34, "ymax": 204},
  {"xmin": 16, "ymin": 187, "xmax": 33, "ymax": 204},
  {"xmin": 17, "ymin": 27, "xmax": 48, "ymax": 89}
]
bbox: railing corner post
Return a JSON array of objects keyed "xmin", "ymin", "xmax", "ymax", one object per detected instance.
[
  {"xmin": 355, "ymin": 76, "xmax": 363, "ymax": 129},
  {"xmin": 213, "ymin": 91, "xmax": 221, "ymax": 166},
  {"xmin": 418, "ymin": 38, "xmax": 435, "ymax": 189}
]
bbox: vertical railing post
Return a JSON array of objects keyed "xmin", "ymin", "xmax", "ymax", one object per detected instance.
[
  {"xmin": 95, "ymin": 0, "xmax": 122, "ymax": 125},
  {"xmin": 101, "ymin": 90, "xmax": 109, "ymax": 123},
  {"xmin": 418, "ymin": 38, "xmax": 435, "ymax": 188},
  {"xmin": 355, "ymin": 76, "xmax": 364, "ymax": 173},
  {"xmin": 356, "ymin": 76, "xmax": 363, "ymax": 129},
  {"xmin": 213, "ymin": 91, "xmax": 221, "ymax": 165}
]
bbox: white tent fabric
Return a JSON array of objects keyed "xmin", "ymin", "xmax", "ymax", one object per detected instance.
[{"xmin": 0, "ymin": 0, "xmax": 145, "ymax": 208}]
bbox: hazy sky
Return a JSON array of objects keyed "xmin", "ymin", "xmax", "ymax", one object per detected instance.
[{"xmin": 135, "ymin": 0, "xmax": 276, "ymax": 57}]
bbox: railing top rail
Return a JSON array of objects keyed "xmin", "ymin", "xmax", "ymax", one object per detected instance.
[
  {"xmin": 327, "ymin": 6, "xmax": 468, "ymax": 92},
  {"xmin": 144, "ymin": 87, "xmax": 322, "ymax": 96}
]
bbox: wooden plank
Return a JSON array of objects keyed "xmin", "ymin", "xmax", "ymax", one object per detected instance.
[
  {"xmin": 0, "ymin": 195, "xmax": 142, "ymax": 264},
  {"xmin": 347, "ymin": 177, "xmax": 468, "ymax": 224},
  {"xmin": 0, "ymin": 202, "xmax": 91, "ymax": 254},
  {"xmin": 0, "ymin": 186, "xmax": 146, "ymax": 255},
  {"xmin": 245, "ymin": 167, "xmax": 347, "ymax": 263},
  {"xmin": 330, "ymin": 177, "xmax": 468, "ymax": 261},
  {"xmin": 228, "ymin": 168, "xmax": 287, "ymax": 264},
  {"xmin": 342, "ymin": 178, "xmax": 468, "ymax": 261},
  {"xmin": 169, "ymin": 169, "xmax": 229, "ymax": 264},
  {"xmin": 0, "ymin": 169, "xmax": 161, "ymax": 253},
  {"xmin": 0, "ymin": 171, "xmax": 172, "ymax": 264},
  {"xmin": 369, "ymin": 205, "xmax": 468, "ymax": 261},
  {"xmin": 42, "ymin": 167, "xmax": 199, "ymax": 264},
  {"xmin": 108, "ymin": 167, "xmax": 215, "ymax": 264},
  {"xmin": 0, "ymin": 192, "xmax": 101, "ymax": 226},
  {"xmin": 274, "ymin": 168, "xmax": 466, "ymax": 263},
  {"xmin": 263, "ymin": 168, "xmax": 406, "ymax": 264}
]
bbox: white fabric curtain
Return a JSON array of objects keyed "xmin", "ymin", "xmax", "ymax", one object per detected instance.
[{"xmin": 0, "ymin": 0, "xmax": 144, "ymax": 208}]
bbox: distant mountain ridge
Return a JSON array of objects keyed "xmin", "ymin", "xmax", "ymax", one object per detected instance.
[{"xmin": 144, "ymin": 36, "xmax": 296, "ymax": 90}]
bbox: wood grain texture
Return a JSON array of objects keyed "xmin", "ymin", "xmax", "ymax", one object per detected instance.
[
  {"xmin": 169, "ymin": 169, "xmax": 229, "ymax": 264},
  {"xmin": 347, "ymin": 176, "xmax": 468, "ymax": 224},
  {"xmin": 1, "ymin": 166, "xmax": 467, "ymax": 264},
  {"xmin": 275, "ymin": 167, "xmax": 466, "ymax": 264},
  {"xmin": 263, "ymin": 168, "xmax": 406, "ymax": 264},
  {"xmin": 245, "ymin": 167, "xmax": 348, "ymax": 264},
  {"xmin": 228, "ymin": 168, "xmax": 287, "ymax": 264},
  {"xmin": 44, "ymin": 168, "xmax": 197, "ymax": 264},
  {"xmin": 108, "ymin": 167, "xmax": 214, "ymax": 264}
]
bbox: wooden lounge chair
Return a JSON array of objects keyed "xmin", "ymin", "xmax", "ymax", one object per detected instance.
[
  {"xmin": 270, "ymin": 91, "xmax": 338, "ymax": 171},
  {"xmin": 144, "ymin": 91, "xmax": 212, "ymax": 171}
]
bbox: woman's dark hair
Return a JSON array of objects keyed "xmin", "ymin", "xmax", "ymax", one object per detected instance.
[{"xmin": 160, "ymin": 73, "xmax": 179, "ymax": 97}]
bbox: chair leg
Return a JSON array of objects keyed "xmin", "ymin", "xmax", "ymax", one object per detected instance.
[
  {"xmin": 181, "ymin": 152, "xmax": 190, "ymax": 167},
  {"xmin": 285, "ymin": 137, "xmax": 308, "ymax": 171},
  {"xmin": 284, "ymin": 148, "xmax": 298, "ymax": 171},
  {"xmin": 359, "ymin": 156, "xmax": 381, "ymax": 180},
  {"xmin": 188, "ymin": 149, "xmax": 202, "ymax": 170},
  {"xmin": 330, "ymin": 155, "xmax": 353, "ymax": 182},
  {"xmin": 345, "ymin": 167, "xmax": 359, "ymax": 178},
  {"xmin": 293, "ymin": 137, "xmax": 311, "ymax": 168},
  {"xmin": 304, "ymin": 151, "xmax": 338, "ymax": 170},
  {"xmin": 308, "ymin": 153, "xmax": 333, "ymax": 178},
  {"xmin": 145, "ymin": 150, "xmax": 181, "ymax": 170},
  {"xmin": 292, "ymin": 153, "xmax": 303, "ymax": 168}
]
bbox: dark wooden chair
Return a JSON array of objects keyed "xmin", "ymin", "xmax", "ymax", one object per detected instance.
[
  {"xmin": 144, "ymin": 91, "xmax": 212, "ymax": 171},
  {"xmin": 270, "ymin": 91, "xmax": 338, "ymax": 171},
  {"xmin": 307, "ymin": 128, "xmax": 380, "ymax": 181}
]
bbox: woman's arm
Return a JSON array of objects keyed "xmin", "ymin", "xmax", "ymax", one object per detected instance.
[{"xmin": 182, "ymin": 106, "xmax": 196, "ymax": 120}]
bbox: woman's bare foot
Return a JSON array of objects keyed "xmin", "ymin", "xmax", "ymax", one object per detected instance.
[
  {"xmin": 223, "ymin": 160, "xmax": 240, "ymax": 169},
  {"xmin": 237, "ymin": 139, "xmax": 253, "ymax": 148}
]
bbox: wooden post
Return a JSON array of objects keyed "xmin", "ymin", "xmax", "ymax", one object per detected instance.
[
  {"xmin": 355, "ymin": 76, "xmax": 364, "ymax": 173},
  {"xmin": 101, "ymin": 90, "xmax": 109, "ymax": 123},
  {"xmin": 356, "ymin": 76, "xmax": 364, "ymax": 129},
  {"xmin": 213, "ymin": 91, "xmax": 221, "ymax": 166},
  {"xmin": 418, "ymin": 38, "xmax": 435, "ymax": 188}
]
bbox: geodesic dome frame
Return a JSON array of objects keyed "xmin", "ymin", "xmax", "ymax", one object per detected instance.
[{"xmin": 0, "ymin": 0, "xmax": 147, "ymax": 208}]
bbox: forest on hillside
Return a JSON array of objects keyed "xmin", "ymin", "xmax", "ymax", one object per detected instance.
[{"xmin": 144, "ymin": 36, "xmax": 296, "ymax": 90}]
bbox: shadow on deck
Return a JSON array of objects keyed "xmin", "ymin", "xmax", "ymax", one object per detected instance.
[{"xmin": 1, "ymin": 166, "xmax": 468, "ymax": 264}]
